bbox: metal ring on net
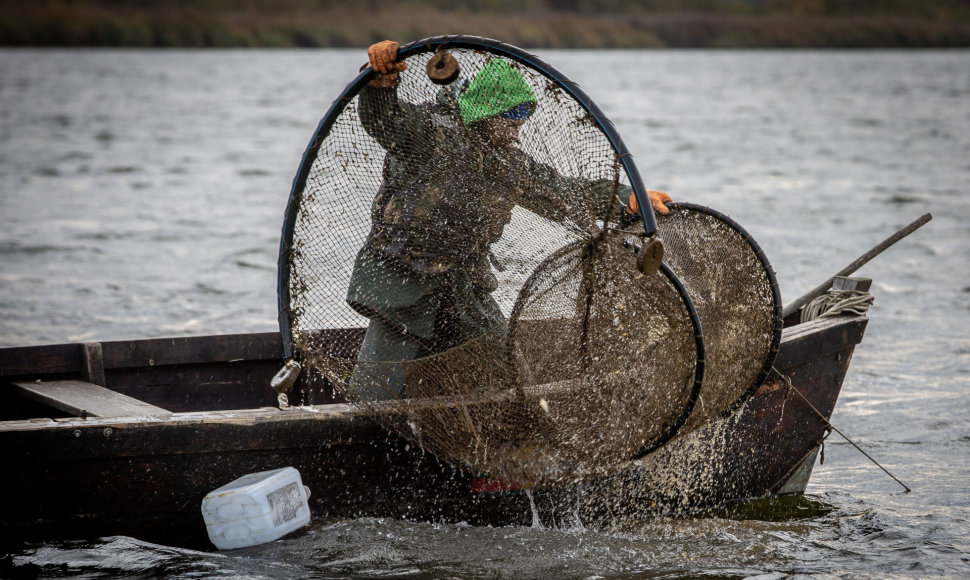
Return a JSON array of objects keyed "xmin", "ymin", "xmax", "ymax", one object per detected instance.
[
  {"xmin": 632, "ymin": 202, "xmax": 783, "ymax": 443},
  {"xmin": 276, "ymin": 35, "xmax": 704, "ymax": 484}
]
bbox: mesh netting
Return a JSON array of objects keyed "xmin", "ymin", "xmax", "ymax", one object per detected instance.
[
  {"xmin": 641, "ymin": 203, "xmax": 782, "ymax": 432},
  {"xmin": 507, "ymin": 238, "xmax": 701, "ymax": 471},
  {"xmin": 278, "ymin": 37, "xmax": 703, "ymax": 484}
]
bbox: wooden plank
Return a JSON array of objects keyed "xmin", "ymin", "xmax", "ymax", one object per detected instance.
[
  {"xmin": 774, "ymin": 315, "xmax": 867, "ymax": 370},
  {"xmin": 106, "ymin": 361, "xmax": 281, "ymax": 412},
  {"xmin": 100, "ymin": 332, "xmax": 283, "ymax": 369},
  {"xmin": 0, "ymin": 332, "xmax": 283, "ymax": 378},
  {"xmin": 0, "ymin": 403, "xmax": 361, "ymax": 436},
  {"xmin": 12, "ymin": 380, "xmax": 170, "ymax": 418},
  {"xmin": 81, "ymin": 343, "xmax": 106, "ymax": 386},
  {"xmin": 780, "ymin": 314, "xmax": 860, "ymax": 343},
  {"xmin": 0, "ymin": 343, "xmax": 82, "ymax": 377}
]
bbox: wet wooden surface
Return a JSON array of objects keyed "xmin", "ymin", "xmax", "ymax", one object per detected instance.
[
  {"xmin": 0, "ymin": 315, "xmax": 867, "ymax": 546},
  {"xmin": 12, "ymin": 380, "xmax": 170, "ymax": 418}
]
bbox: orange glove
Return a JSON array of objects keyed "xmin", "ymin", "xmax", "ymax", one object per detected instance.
[
  {"xmin": 626, "ymin": 190, "xmax": 672, "ymax": 216},
  {"xmin": 367, "ymin": 40, "xmax": 407, "ymax": 88}
]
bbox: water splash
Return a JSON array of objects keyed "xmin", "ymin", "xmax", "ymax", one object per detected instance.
[{"xmin": 525, "ymin": 489, "xmax": 542, "ymax": 529}]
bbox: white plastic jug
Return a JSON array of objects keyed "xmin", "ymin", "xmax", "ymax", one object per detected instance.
[{"xmin": 201, "ymin": 466, "xmax": 311, "ymax": 550}]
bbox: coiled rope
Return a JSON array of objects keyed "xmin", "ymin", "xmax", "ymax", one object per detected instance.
[{"xmin": 801, "ymin": 289, "xmax": 874, "ymax": 323}]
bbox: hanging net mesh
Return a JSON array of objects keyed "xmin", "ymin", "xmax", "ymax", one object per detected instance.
[
  {"xmin": 636, "ymin": 203, "xmax": 782, "ymax": 432},
  {"xmin": 279, "ymin": 38, "xmax": 704, "ymax": 484}
]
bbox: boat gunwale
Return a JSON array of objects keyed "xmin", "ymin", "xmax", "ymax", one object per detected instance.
[{"xmin": 1, "ymin": 314, "xmax": 867, "ymax": 434}]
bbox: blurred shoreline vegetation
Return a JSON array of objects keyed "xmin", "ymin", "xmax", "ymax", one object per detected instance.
[{"xmin": 2, "ymin": 0, "xmax": 969, "ymax": 48}]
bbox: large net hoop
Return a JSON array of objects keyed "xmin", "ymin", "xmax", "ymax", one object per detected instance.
[{"xmin": 629, "ymin": 203, "xmax": 783, "ymax": 437}]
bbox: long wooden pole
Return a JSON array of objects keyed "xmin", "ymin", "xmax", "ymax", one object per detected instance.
[{"xmin": 782, "ymin": 213, "xmax": 933, "ymax": 319}]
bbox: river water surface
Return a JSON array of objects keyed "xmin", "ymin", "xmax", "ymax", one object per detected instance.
[{"xmin": 1, "ymin": 49, "xmax": 968, "ymax": 578}]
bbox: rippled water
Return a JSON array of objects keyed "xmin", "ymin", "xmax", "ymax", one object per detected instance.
[{"xmin": 1, "ymin": 49, "xmax": 968, "ymax": 578}]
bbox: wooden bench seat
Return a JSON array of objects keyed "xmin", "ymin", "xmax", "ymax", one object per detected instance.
[{"xmin": 12, "ymin": 380, "xmax": 170, "ymax": 418}]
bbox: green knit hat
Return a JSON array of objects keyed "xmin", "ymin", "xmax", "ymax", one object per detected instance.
[{"xmin": 457, "ymin": 59, "xmax": 537, "ymax": 126}]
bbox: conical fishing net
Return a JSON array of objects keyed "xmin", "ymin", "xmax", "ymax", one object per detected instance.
[
  {"xmin": 278, "ymin": 36, "xmax": 703, "ymax": 484},
  {"xmin": 629, "ymin": 203, "xmax": 783, "ymax": 434}
]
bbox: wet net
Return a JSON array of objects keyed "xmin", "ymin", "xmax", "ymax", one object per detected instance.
[
  {"xmin": 629, "ymin": 203, "xmax": 783, "ymax": 434},
  {"xmin": 278, "ymin": 36, "xmax": 703, "ymax": 484}
]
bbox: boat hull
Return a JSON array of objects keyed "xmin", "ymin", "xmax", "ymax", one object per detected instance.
[{"xmin": 1, "ymin": 315, "xmax": 867, "ymax": 547}]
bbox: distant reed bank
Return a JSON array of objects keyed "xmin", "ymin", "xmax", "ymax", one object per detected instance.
[{"xmin": 3, "ymin": 0, "xmax": 969, "ymax": 48}]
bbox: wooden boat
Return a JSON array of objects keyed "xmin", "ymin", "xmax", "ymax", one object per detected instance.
[{"xmin": 0, "ymin": 311, "xmax": 867, "ymax": 548}]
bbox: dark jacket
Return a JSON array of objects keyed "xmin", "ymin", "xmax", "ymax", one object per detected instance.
[{"xmin": 347, "ymin": 84, "xmax": 627, "ymax": 346}]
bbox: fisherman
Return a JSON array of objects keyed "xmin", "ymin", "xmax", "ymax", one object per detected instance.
[{"xmin": 346, "ymin": 40, "xmax": 672, "ymax": 399}]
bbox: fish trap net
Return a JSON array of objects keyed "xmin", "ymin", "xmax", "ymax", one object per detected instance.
[
  {"xmin": 278, "ymin": 36, "xmax": 705, "ymax": 484},
  {"xmin": 647, "ymin": 203, "xmax": 782, "ymax": 431}
]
